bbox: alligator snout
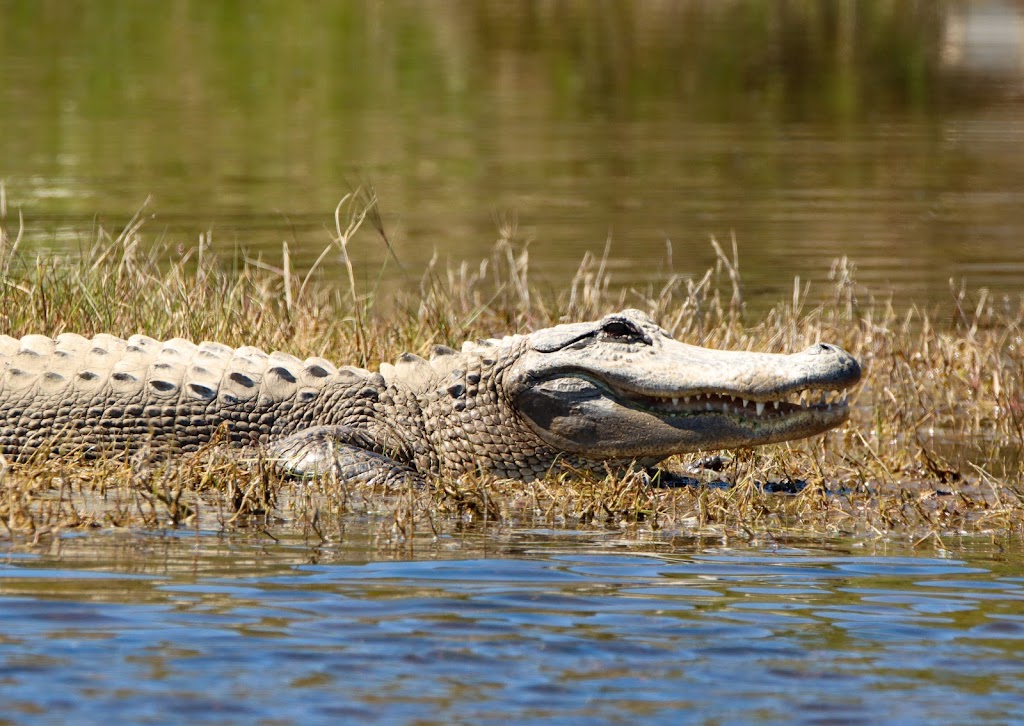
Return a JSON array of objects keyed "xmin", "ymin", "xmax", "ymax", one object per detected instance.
[{"xmin": 801, "ymin": 342, "xmax": 862, "ymax": 386}]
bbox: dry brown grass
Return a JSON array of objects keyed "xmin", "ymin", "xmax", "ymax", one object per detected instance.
[{"xmin": 0, "ymin": 191, "xmax": 1021, "ymax": 544}]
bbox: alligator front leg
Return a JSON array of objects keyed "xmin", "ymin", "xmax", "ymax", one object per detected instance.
[{"xmin": 268, "ymin": 426, "xmax": 425, "ymax": 488}]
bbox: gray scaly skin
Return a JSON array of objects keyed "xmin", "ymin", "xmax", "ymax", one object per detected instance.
[{"xmin": 0, "ymin": 310, "xmax": 861, "ymax": 487}]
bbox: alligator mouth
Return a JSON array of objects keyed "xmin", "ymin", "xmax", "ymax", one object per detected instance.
[
  {"xmin": 546, "ymin": 371, "xmax": 856, "ymax": 425},
  {"xmin": 517, "ymin": 370, "xmax": 859, "ymax": 458},
  {"xmin": 620, "ymin": 387, "xmax": 853, "ymax": 420}
]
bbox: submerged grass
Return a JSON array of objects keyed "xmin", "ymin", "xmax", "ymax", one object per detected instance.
[{"xmin": 0, "ymin": 191, "xmax": 1021, "ymax": 545}]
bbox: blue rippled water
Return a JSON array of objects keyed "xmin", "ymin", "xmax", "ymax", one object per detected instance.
[{"xmin": 2, "ymin": 529, "xmax": 1023, "ymax": 724}]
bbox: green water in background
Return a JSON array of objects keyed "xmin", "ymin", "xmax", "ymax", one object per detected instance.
[{"xmin": 2, "ymin": 0, "xmax": 1024, "ymax": 309}]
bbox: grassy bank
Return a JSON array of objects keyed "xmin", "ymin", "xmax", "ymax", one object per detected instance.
[{"xmin": 0, "ymin": 193, "xmax": 1021, "ymax": 544}]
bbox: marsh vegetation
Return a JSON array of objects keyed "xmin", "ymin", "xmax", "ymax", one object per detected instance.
[{"xmin": 0, "ymin": 193, "xmax": 1021, "ymax": 544}]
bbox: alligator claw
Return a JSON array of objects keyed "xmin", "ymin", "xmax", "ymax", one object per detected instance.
[
  {"xmin": 756, "ymin": 478, "xmax": 808, "ymax": 494},
  {"xmin": 642, "ymin": 469, "xmax": 702, "ymax": 488},
  {"xmin": 686, "ymin": 454, "xmax": 733, "ymax": 473}
]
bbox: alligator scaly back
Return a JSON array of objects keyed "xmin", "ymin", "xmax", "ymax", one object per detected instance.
[{"xmin": 0, "ymin": 332, "xmax": 370, "ymax": 458}]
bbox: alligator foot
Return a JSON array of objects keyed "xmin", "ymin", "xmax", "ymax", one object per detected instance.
[
  {"xmin": 757, "ymin": 478, "xmax": 808, "ymax": 494},
  {"xmin": 642, "ymin": 469, "xmax": 702, "ymax": 488},
  {"xmin": 686, "ymin": 454, "xmax": 733, "ymax": 473},
  {"xmin": 268, "ymin": 426, "xmax": 425, "ymax": 488}
]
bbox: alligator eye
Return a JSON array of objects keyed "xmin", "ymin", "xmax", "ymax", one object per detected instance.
[{"xmin": 601, "ymin": 319, "xmax": 643, "ymax": 340}]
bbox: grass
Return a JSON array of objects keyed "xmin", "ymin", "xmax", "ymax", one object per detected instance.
[{"xmin": 0, "ymin": 190, "xmax": 1021, "ymax": 545}]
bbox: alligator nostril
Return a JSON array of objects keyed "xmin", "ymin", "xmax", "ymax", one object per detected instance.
[{"xmin": 808, "ymin": 343, "xmax": 839, "ymax": 355}]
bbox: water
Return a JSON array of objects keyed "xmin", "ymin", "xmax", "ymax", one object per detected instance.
[
  {"xmin": 2, "ymin": 528, "xmax": 1023, "ymax": 723},
  {"xmin": 2, "ymin": 1, "xmax": 1024, "ymax": 310}
]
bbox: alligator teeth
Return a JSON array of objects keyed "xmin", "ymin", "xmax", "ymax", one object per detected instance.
[{"xmin": 654, "ymin": 388, "xmax": 849, "ymax": 417}]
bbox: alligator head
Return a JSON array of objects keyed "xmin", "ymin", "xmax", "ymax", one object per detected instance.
[{"xmin": 506, "ymin": 309, "xmax": 861, "ymax": 463}]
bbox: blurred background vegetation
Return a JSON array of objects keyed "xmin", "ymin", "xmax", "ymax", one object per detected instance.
[{"xmin": 1, "ymin": 0, "xmax": 1022, "ymax": 309}]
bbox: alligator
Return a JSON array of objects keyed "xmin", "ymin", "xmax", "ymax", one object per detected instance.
[{"xmin": 0, "ymin": 310, "xmax": 861, "ymax": 487}]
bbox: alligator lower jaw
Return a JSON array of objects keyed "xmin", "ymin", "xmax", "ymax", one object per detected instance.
[{"xmin": 618, "ymin": 388, "xmax": 852, "ymax": 421}]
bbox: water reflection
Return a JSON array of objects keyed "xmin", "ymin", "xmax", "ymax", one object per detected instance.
[
  {"xmin": 1, "ymin": 1, "xmax": 1023, "ymax": 310},
  {"xmin": 1, "ymin": 530, "xmax": 1023, "ymax": 723}
]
